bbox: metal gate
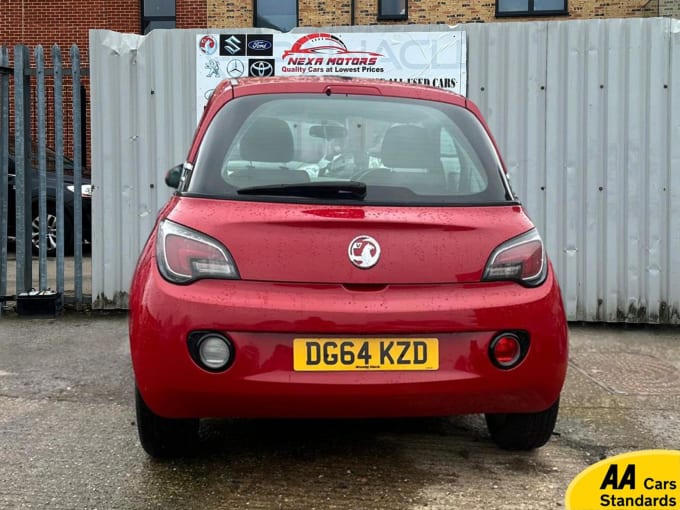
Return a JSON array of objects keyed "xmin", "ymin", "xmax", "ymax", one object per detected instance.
[{"xmin": 0, "ymin": 44, "xmax": 89, "ymax": 317}]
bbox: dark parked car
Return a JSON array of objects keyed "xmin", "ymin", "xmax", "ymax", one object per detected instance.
[{"xmin": 5, "ymin": 148, "xmax": 92, "ymax": 255}]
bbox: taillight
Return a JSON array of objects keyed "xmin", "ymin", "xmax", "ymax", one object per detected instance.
[
  {"xmin": 482, "ymin": 229, "xmax": 547, "ymax": 287},
  {"xmin": 156, "ymin": 219, "xmax": 239, "ymax": 284}
]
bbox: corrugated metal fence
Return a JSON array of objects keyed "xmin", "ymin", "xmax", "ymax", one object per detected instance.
[
  {"xmin": 89, "ymin": 18, "xmax": 680, "ymax": 323},
  {"xmin": 465, "ymin": 18, "xmax": 680, "ymax": 323},
  {"xmin": 0, "ymin": 45, "xmax": 88, "ymax": 317}
]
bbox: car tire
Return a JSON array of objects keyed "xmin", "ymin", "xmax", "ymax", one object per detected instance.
[
  {"xmin": 31, "ymin": 201, "xmax": 74, "ymax": 257},
  {"xmin": 485, "ymin": 399, "xmax": 559, "ymax": 451},
  {"xmin": 135, "ymin": 386, "xmax": 199, "ymax": 458}
]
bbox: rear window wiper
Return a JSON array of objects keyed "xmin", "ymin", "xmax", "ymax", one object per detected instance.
[{"xmin": 236, "ymin": 181, "xmax": 367, "ymax": 200}]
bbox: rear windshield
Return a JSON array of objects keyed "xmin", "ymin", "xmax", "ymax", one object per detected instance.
[{"xmin": 188, "ymin": 93, "xmax": 511, "ymax": 205}]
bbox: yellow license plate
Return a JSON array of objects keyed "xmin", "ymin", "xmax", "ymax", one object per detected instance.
[{"xmin": 293, "ymin": 338, "xmax": 439, "ymax": 371}]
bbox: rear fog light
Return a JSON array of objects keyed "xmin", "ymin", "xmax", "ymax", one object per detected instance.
[{"xmin": 489, "ymin": 333, "xmax": 526, "ymax": 369}]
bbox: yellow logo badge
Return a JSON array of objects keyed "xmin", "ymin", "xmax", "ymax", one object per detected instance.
[{"xmin": 566, "ymin": 450, "xmax": 680, "ymax": 509}]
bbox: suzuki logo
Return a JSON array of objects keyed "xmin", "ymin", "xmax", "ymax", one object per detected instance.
[
  {"xmin": 348, "ymin": 235, "xmax": 381, "ymax": 269},
  {"xmin": 223, "ymin": 35, "xmax": 242, "ymax": 55},
  {"xmin": 250, "ymin": 60, "xmax": 273, "ymax": 77}
]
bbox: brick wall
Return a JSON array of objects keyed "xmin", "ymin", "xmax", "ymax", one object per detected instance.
[
  {"xmin": 0, "ymin": 0, "xmax": 140, "ymax": 65},
  {"xmin": 659, "ymin": 0, "xmax": 680, "ymax": 17},
  {"xmin": 207, "ymin": 0, "xmax": 660, "ymax": 28},
  {"xmin": 208, "ymin": 1, "xmax": 251, "ymax": 27},
  {"xmin": 570, "ymin": 0, "xmax": 658, "ymax": 18},
  {"xmin": 0, "ymin": 1, "xmax": 207, "ymax": 171},
  {"xmin": 177, "ymin": 0, "xmax": 208, "ymax": 28},
  {"xmin": 299, "ymin": 0, "xmax": 352, "ymax": 26},
  {"xmin": 0, "ymin": 1, "xmax": 141, "ymax": 171},
  {"xmin": 0, "ymin": 0, "xmax": 209, "ymax": 50}
]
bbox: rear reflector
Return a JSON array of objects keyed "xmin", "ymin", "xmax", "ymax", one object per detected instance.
[{"xmin": 489, "ymin": 333, "xmax": 526, "ymax": 369}]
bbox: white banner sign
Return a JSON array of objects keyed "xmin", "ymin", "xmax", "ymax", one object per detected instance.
[{"xmin": 196, "ymin": 31, "xmax": 467, "ymax": 123}]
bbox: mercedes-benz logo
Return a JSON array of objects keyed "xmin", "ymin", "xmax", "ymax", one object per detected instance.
[
  {"xmin": 250, "ymin": 60, "xmax": 274, "ymax": 77},
  {"xmin": 348, "ymin": 235, "xmax": 381, "ymax": 269},
  {"xmin": 227, "ymin": 59, "xmax": 245, "ymax": 77}
]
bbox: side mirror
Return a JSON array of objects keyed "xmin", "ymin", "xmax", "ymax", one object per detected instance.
[{"xmin": 165, "ymin": 164, "xmax": 183, "ymax": 189}]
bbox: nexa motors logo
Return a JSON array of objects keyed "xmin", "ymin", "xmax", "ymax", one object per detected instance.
[{"xmin": 282, "ymin": 33, "xmax": 383, "ymax": 69}]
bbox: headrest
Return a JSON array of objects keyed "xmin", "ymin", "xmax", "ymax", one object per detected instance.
[
  {"xmin": 240, "ymin": 117, "xmax": 294, "ymax": 163},
  {"xmin": 381, "ymin": 125, "xmax": 440, "ymax": 170}
]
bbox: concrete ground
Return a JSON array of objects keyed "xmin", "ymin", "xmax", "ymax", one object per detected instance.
[
  {"xmin": 1, "ymin": 251, "xmax": 92, "ymax": 307},
  {"xmin": 0, "ymin": 315, "xmax": 678, "ymax": 509}
]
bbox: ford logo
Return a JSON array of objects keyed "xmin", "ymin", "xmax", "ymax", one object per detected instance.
[{"xmin": 248, "ymin": 40, "xmax": 272, "ymax": 51}]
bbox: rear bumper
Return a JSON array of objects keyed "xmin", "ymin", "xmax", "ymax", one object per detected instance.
[{"xmin": 129, "ymin": 258, "xmax": 568, "ymax": 419}]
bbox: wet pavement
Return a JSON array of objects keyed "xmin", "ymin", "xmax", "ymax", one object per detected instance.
[{"xmin": 0, "ymin": 315, "xmax": 678, "ymax": 509}]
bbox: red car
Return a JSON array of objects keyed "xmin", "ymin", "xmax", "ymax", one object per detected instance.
[{"xmin": 129, "ymin": 77, "xmax": 568, "ymax": 458}]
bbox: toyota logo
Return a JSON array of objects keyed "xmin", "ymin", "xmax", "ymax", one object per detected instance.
[
  {"xmin": 250, "ymin": 60, "xmax": 274, "ymax": 77},
  {"xmin": 227, "ymin": 59, "xmax": 245, "ymax": 77},
  {"xmin": 348, "ymin": 235, "xmax": 381, "ymax": 269}
]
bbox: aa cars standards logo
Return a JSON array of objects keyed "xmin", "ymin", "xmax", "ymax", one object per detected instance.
[
  {"xmin": 348, "ymin": 235, "xmax": 381, "ymax": 269},
  {"xmin": 565, "ymin": 449, "xmax": 679, "ymax": 509}
]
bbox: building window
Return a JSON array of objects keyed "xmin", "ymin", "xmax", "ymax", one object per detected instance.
[
  {"xmin": 496, "ymin": 0, "xmax": 567, "ymax": 16},
  {"xmin": 378, "ymin": 0, "xmax": 408, "ymax": 20},
  {"xmin": 142, "ymin": 0, "xmax": 176, "ymax": 33},
  {"xmin": 254, "ymin": 0, "xmax": 298, "ymax": 32}
]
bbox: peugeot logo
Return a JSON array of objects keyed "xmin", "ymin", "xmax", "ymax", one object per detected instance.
[
  {"xmin": 248, "ymin": 39, "xmax": 272, "ymax": 51},
  {"xmin": 250, "ymin": 60, "xmax": 274, "ymax": 77},
  {"xmin": 223, "ymin": 35, "xmax": 242, "ymax": 55},
  {"xmin": 348, "ymin": 235, "xmax": 381, "ymax": 269},
  {"xmin": 226, "ymin": 59, "xmax": 245, "ymax": 77}
]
